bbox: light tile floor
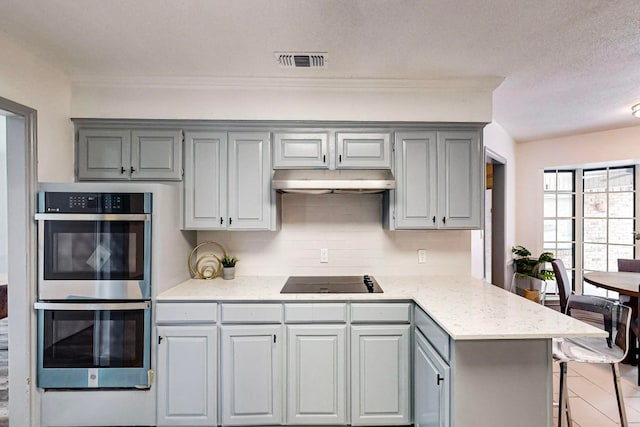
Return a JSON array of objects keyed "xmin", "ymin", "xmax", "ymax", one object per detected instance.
[{"xmin": 553, "ymin": 361, "xmax": 640, "ymax": 426}]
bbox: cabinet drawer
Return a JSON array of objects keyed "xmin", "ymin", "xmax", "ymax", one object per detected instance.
[
  {"xmin": 156, "ymin": 302, "xmax": 217, "ymax": 324},
  {"xmin": 350, "ymin": 303, "xmax": 411, "ymax": 323},
  {"xmin": 285, "ymin": 303, "xmax": 347, "ymax": 323},
  {"xmin": 414, "ymin": 305, "xmax": 450, "ymax": 361},
  {"xmin": 221, "ymin": 303, "xmax": 283, "ymax": 323}
]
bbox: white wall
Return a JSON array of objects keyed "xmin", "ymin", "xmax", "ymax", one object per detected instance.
[
  {"xmin": 71, "ymin": 77, "xmax": 499, "ymax": 123},
  {"xmin": 516, "ymin": 125, "xmax": 640, "ymax": 254},
  {"xmin": 0, "ymin": 34, "xmax": 73, "ymax": 182},
  {"xmin": 0, "ymin": 116, "xmax": 6, "ymax": 280},
  {"xmin": 199, "ymin": 193, "xmax": 471, "ymax": 276}
]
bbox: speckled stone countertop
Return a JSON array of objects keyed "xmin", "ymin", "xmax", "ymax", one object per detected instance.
[{"xmin": 157, "ymin": 275, "xmax": 605, "ymax": 341}]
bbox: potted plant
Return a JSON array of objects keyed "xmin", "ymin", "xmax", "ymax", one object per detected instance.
[
  {"xmin": 511, "ymin": 245, "xmax": 555, "ymax": 302},
  {"xmin": 220, "ymin": 254, "xmax": 238, "ymax": 280}
]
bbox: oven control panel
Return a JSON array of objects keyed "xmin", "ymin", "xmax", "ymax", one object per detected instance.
[{"xmin": 39, "ymin": 192, "xmax": 150, "ymax": 214}]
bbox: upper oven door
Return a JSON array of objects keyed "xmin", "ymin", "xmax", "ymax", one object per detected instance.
[{"xmin": 36, "ymin": 214, "xmax": 151, "ymax": 300}]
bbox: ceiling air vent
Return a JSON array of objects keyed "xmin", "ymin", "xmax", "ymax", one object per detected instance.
[{"xmin": 275, "ymin": 52, "xmax": 328, "ymax": 68}]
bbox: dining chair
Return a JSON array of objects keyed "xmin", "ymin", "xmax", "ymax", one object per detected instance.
[
  {"xmin": 618, "ymin": 258, "xmax": 640, "ymax": 273},
  {"xmin": 551, "ymin": 259, "xmax": 606, "ymax": 314},
  {"xmin": 553, "ymin": 297, "xmax": 631, "ymax": 427}
]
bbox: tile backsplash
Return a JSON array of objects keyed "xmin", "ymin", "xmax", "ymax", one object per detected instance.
[{"xmin": 199, "ymin": 193, "xmax": 471, "ymax": 276}]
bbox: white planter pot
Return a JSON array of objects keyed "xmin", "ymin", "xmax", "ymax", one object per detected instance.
[{"xmin": 222, "ymin": 267, "xmax": 235, "ymax": 280}]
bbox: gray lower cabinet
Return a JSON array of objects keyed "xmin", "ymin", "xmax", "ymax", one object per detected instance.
[
  {"xmin": 350, "ymin": 325, "xmax": 411, "ymax": 426},
  {"xmin": 286, "ymin": 325, "xmax": 347, "ymax": 425},
  {"xmin": 183, "ymin": 130, "xmax": 273, "ymax": 230},
  {"xmin": 156, "ymin": 325, "xmax": 217, "ymax": 426},
  {"xmin": 220, "ymin": 325, "xmax": 283, "ymax": 426},
  {"xmin": 414, "ymin": 329, "xmax": 450, "ymax": 427},
  {"xmin": 394, "ymin": 129, "xmax": 482, "ymax": 229},
  {"xmin": 77, "ymin": 128, "xmax": 182, "ymax": 180}
]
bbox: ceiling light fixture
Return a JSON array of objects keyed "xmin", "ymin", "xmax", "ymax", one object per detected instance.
[{"xmin": 632, "ymin": 103, "xmax": 640, "ymax": 118}]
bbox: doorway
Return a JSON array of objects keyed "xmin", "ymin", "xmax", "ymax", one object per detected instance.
[
  {"xmin": 485, "ymin": 149, "xmax": 508, "ymax": 288},
  {"xmin": 0, "ymin": 97, "xmax": 37, "ymax": 426}
]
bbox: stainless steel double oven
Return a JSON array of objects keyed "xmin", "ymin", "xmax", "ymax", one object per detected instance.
[{"xmin": 34, "ymin": 191, "xmax": 152, "ymax": 389}]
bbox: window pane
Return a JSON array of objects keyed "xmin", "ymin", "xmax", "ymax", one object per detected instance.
[
  {"xmin": 608, "ymin": 167, "xmax": 634, "ymax": 191},
  {"xmin": 609, "ymin": 245, "xmax": 634, "ymax": 271},
  {"xmin": 609, "ymin": 218, "xmax": 634, "ymax": 244},
  {"xmin": 544, "ymin": 173, "xmax": 556, "ymax": 191},
  {"xmin": 584, "ymin": 170, "xmax": 607, "ymax": 192},
  {"xmin": 544, "ymin": 220, "xmax": 556, "ymax": 242},
  {"xmin": 583, "ymin": 219, "xmax": 606, "ymax": 243},
  {"xmin": 557, "ymin": 193, "xmax": 574, "ymax": 217},
  {"xmin": 557, "ymin": 219, "xmax": 573, "ymax": 241},
  {"xmin": 584, "ymin": 243, "xmax": 606, "ymax": 271},
  {"xmin": 583, "ymin": 193, "xmax": 607, "ymax": 217},
  {"xmin": 544, "ymin": 194, "xmax": 556, "ymax": 217},
  {"xmin": 608, "ymin": 192, "xmax": 634, "ymax": 218},
  {"xmin": 557, "ymin": 172, "xmax": 574, "ymax": 191}
]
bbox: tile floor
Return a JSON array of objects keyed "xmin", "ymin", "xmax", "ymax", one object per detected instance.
[
  {"xmin": 553, "ymin": 360, "xmax": 640, "ymax": 426},
  {"xmin": 0, "ymin": 317, "xmax": 7, "ymax": 427}
]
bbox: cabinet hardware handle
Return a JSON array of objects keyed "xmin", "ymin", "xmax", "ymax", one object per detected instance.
[
  {"xmin": 442, "ymin": 217, "xmax": 446, "ymax": 224},
  {"xmin": 229, "ymin": 218, "xmax": 232, "ymax": 225},
  {"xmin": 273, "ymin": 335, "xmax": 276, "ymax": 343},
  {"xmin": 339, "ymin": 154, "xmax": 342, "ymax": 163},
  {"xmin": 437, "ymin": 374, "xmax": 444, "ymax": 385},
  {"xmin": 323, "ymin": 154, "xmax": 326, "ymax": 163},
  {"xmin": 120, "ymin": 167, "xmax": 126, "ymax": 174},
  {"xmin": 130, "ymin": 166, "xmax": 136, "ymax": 174},
  {"xmin": 158, "ymin": 336, "xmax": 163, "ymax": 344},
  {"xmin": 432, "ymin": 216, "xmax": 436, "ymax": 224},
  {"xmin": 220, "ymin": 217, "xmax": 223, "ymax": 225}
]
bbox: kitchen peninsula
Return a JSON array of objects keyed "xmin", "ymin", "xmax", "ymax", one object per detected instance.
[{"xmin": 157, "ymin": 275, "xmax": 603, "ymax": 427}]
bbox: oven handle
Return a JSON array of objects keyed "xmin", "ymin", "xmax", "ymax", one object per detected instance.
[
  {"xmin": 34, "ymin": 213, "xmax": 150, "ymax": 221},
  {"xmin": 34, "ymin": 301, "xmax": 150, "ymax": 311}
]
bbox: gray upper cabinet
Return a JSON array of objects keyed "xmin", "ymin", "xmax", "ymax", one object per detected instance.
[
  {"xmin": 437, "ymin": 131, "xmax": 482, "ymax": 229},
  {"xmin": 336, "ymin": 132, "xmax": 391, "ymax": 169},
  {"xmin": 77, "ymin": 128, "xmax": 182, "ymax": 181},
  {"xmin": 227, "ymin": 132, "xmax": 272, "ymax": 230},
  {"xmin": 394, "ymin": 129, "xmax": 483, "ymax": 229},
  {"xmin": 183, "ymin": 130, "xmax": 274, "ymax": 230},
  {"xmin": 272, "ymin": 132, "xmax": 329, "ymax": 169},
  {"xmin": 183, "ymin": 131, "xmax": 227, "ymax": 229},
  {"xmin": 273, "ymin": 130, "xmax": 392, "ymax": 169}
]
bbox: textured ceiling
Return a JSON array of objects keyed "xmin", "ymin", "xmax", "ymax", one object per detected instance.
[{"xmin": 0, "ymin": 0, "xmax": 639, "ymax": 141}]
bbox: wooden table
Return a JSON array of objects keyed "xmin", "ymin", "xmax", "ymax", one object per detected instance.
[
  {"xmin": 584, "ymin": 271, "xmax": 640, "ymax": 297},
  {"xmin": 584, "ymin": 271, "xmax": 640, "ymax": 368}
]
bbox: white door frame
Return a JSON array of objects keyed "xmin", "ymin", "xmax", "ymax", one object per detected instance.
[{"xmin": 1, "ymin": 96, "xmax": 37, "ymax": 426}]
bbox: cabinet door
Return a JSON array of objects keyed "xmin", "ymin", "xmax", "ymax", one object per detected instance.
[
  {"xmin": 336, "ymin": 132, "xmax": 391, "ymax": 169},
  {"xmin": 77, "ymin": 128, "xmax": 131, "ymax": 180},
  {"xmin": 414, "ymin": 330, "xmax": 450, "ymax": 427},
  {"xmin": 272, "ymin": 132, "xmax": 329, "ymax": 169},
  {"xmin": 351, "ymin": 325, "xmax": 411, "ymax": 426},
  {"xmin": 183, "ymin": 131, "xmax": 227, "ymax": 229},
  {"xmin": 131, "ymin": 129, "xmax": 182, "ymax": 180},
  {"xmin": 394, "ymin": 131, "xmax": 438, "ymax": 229},
  {"xmin": 287, "ymin": 325, "xmax": 346, "ymax": 425},
  {"xmin": 228, "ymin": 132, "xmax": 272, "ymax": 230},
  {"xmin": 437, "ymin": 131, "xmax": 482, "ymax": 229},
  {"xmin": 156, "ymin": 326, "xmax": 217, "ymax": 426},
  {"xmin": 221, "ymin": 325, "xmax": 283, "ymax": 426}
]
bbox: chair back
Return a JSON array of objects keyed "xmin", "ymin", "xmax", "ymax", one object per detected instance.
[
  {"xmin": 551, "ymin": 259, "xmax": 572, "ymax": 314},
  {"xmin": 618, "ymin": 258, "xmax": 640, "ymax": 272}
]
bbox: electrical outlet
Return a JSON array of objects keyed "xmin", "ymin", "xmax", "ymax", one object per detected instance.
[
  {"xmin": 320, "ymin": 248, "xmax": 329, "ymax": 263},
  {"xmin": 418, "ymin": 249, "xmax": 426, "ymax": 264}
]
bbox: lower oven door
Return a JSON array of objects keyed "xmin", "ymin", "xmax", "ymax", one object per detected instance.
[{"xmin": 35, "ymin": 301, "xmax": 151, "ymax": 389}]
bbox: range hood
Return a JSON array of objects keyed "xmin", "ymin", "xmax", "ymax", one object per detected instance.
[{"xmin": 272, "ymin": 169, "xmax": 395, "ymax": 194}]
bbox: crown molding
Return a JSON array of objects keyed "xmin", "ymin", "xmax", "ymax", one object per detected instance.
[{"xmin": 71, "ymin": 75, "xmax": 504, "ymax": 92}]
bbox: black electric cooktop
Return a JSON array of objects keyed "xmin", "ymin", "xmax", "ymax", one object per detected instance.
[{"xmin": 280, "ymin": 275, "xmax": 383, "ymax": 294}]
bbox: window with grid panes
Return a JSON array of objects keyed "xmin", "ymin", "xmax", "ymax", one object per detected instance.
[
  {"xmin": 582, "ymin": 166, "xmax": 636, "ymax": 298},
  {"xmin": 543, "ymin": 170, "xmax": 575, "ymax": 296}
]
